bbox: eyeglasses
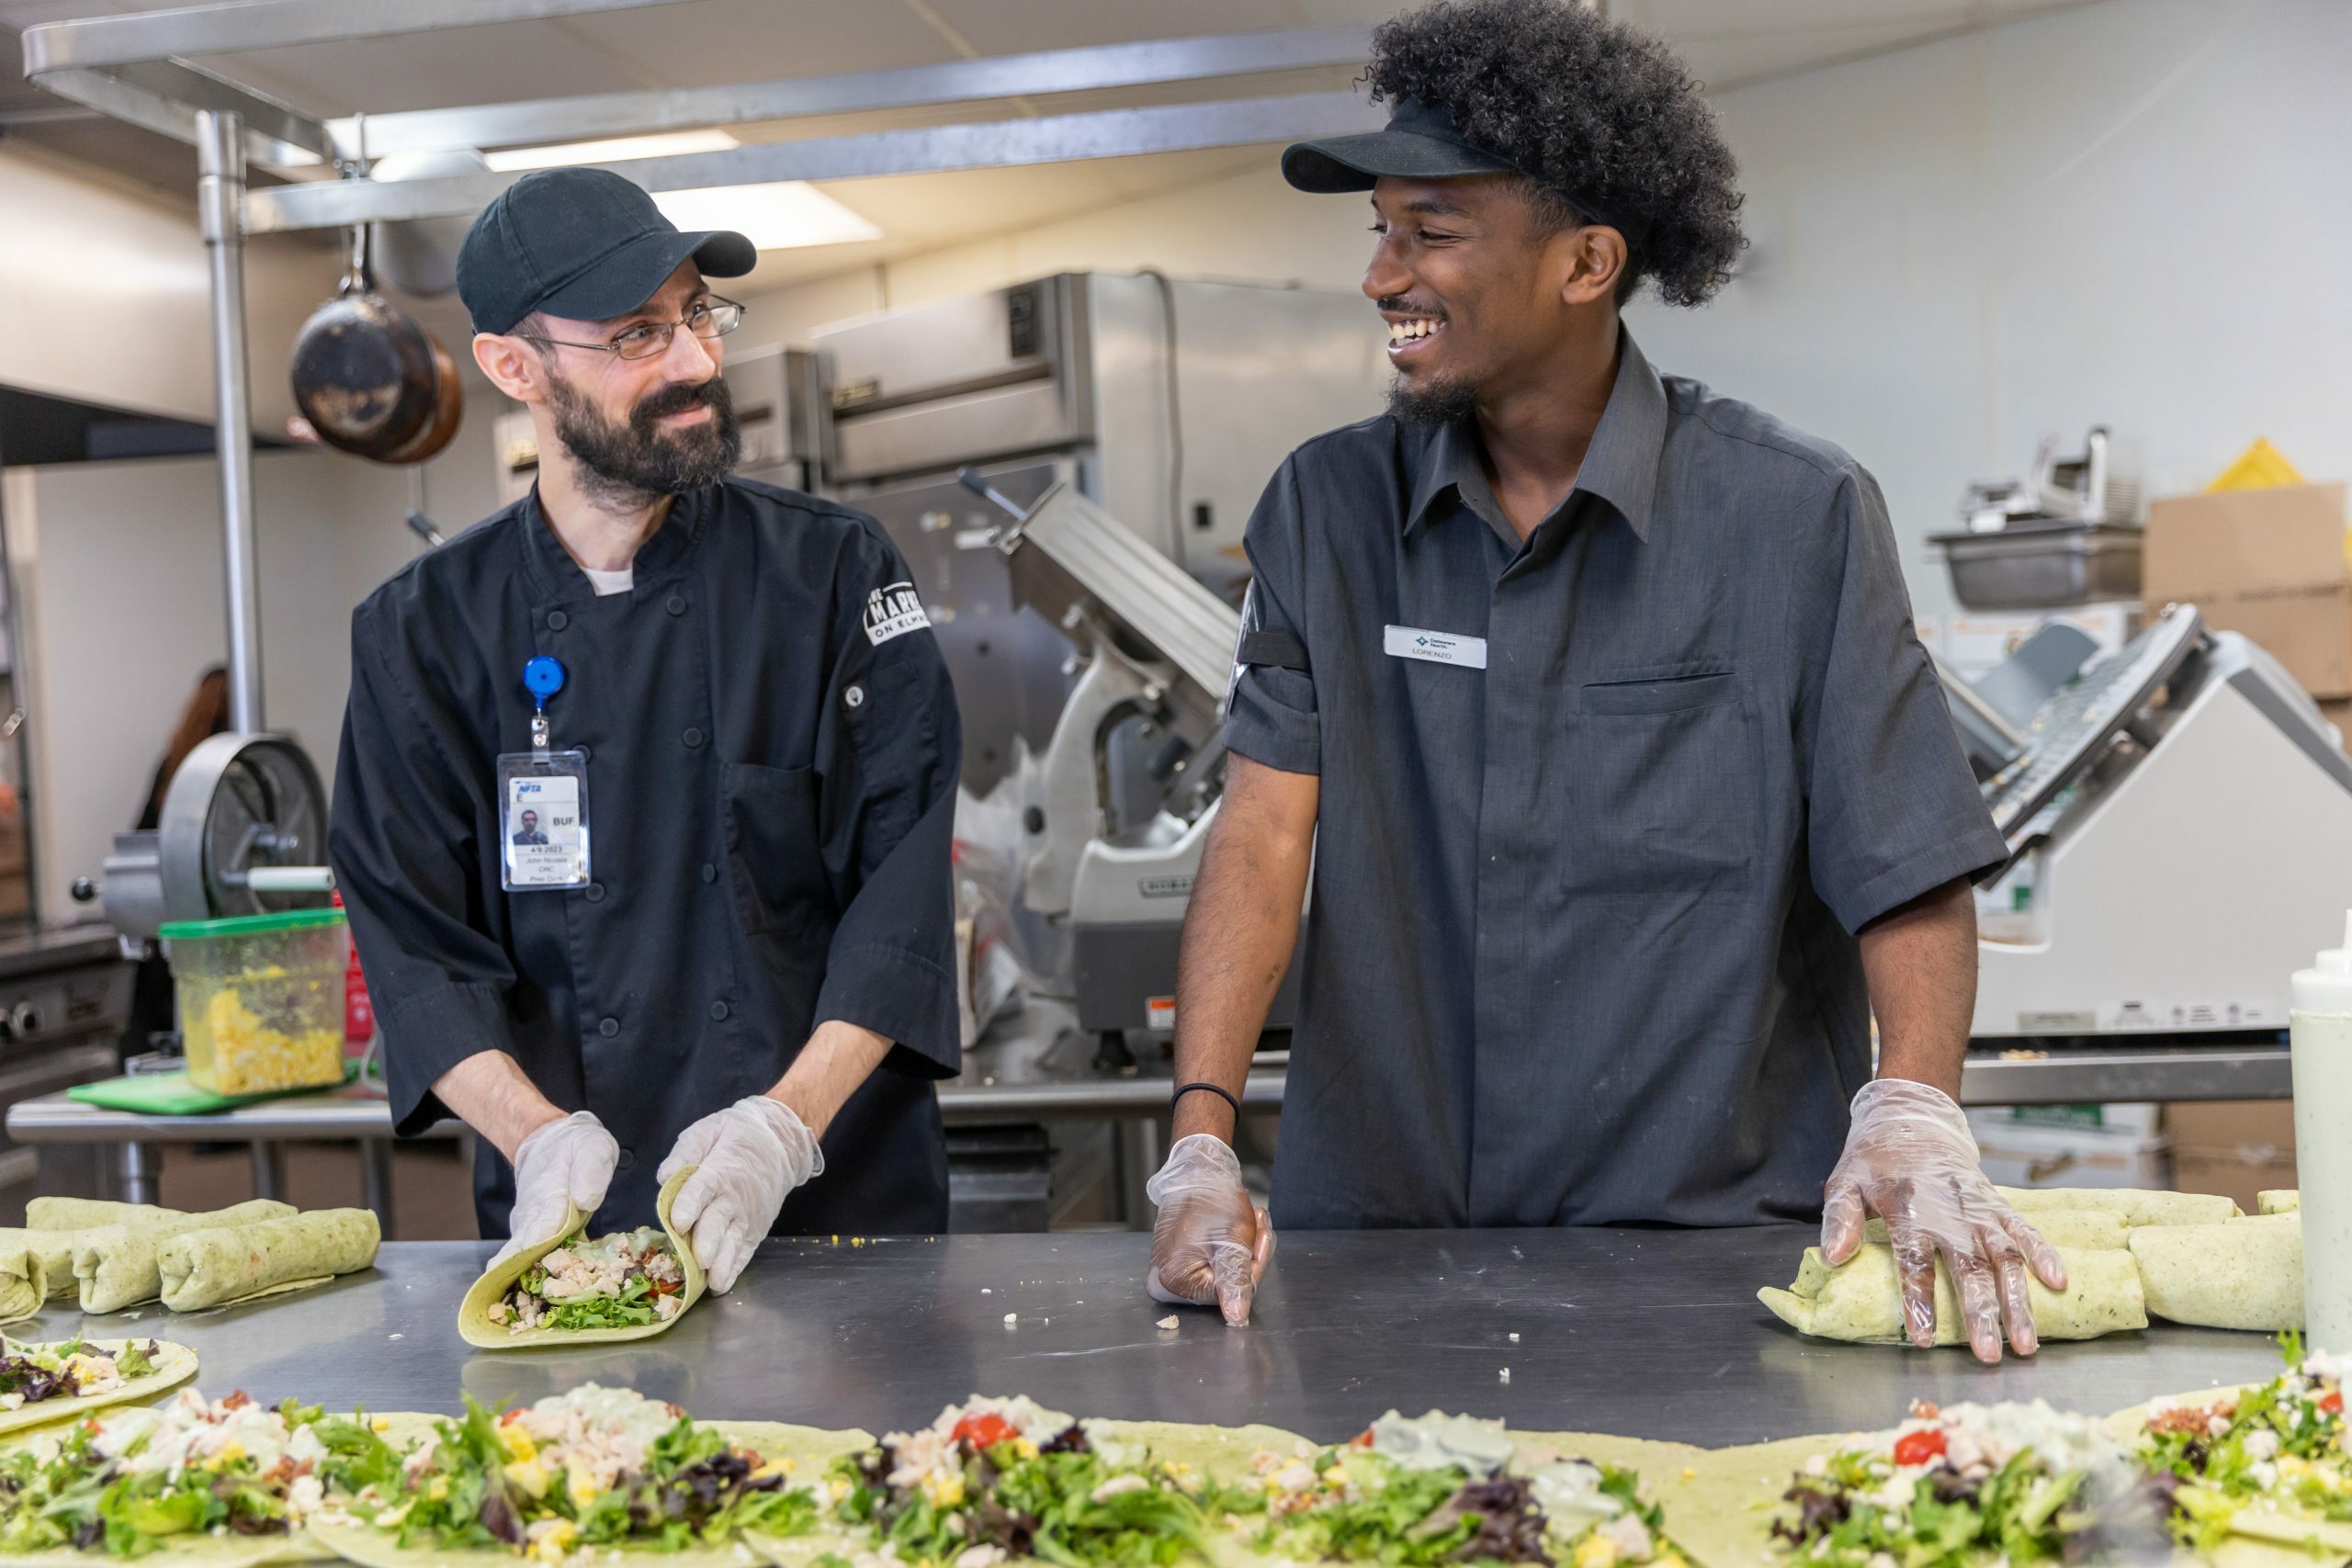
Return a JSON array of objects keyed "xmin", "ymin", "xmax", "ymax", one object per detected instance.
[{"xmin": 520, "ymin": 296, "xmax": 745, "ymax": 361}]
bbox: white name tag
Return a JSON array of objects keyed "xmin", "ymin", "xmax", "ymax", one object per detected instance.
[{"xmin": 1384, "ymin": 625, "xmax": 1487, "ymax": 670}]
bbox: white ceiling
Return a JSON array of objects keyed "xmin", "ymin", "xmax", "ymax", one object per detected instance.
[{"xmin": 0, "ymin": 0, "xmax": 2101, "ymax": 288}]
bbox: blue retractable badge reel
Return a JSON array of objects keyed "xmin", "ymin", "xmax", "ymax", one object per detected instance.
[{"xmin": 500, "ymin": 654, "xmax": 591, "ymax": 892}]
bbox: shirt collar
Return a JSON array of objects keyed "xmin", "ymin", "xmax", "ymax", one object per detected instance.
[
  {"xmin": 518, "ymin": 481, "xmax": 713, "ymax": 599},
  {"xmin": 1404, "ymin": 330, "xmax": 1668, "ymax": 544}
]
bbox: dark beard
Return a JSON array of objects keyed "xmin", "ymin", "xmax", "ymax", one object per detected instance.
[
  {"xmin": 1386, "ymin": 372, "xmax": 1480, "ymax": 426},
  {"xmin": 547, "ymin": 370, "xmax": 741, "ymax": 504}
]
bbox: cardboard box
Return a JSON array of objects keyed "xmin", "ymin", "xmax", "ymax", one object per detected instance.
[
  {"xmin": 2321, "ymin": 697, "xmax": 2352, "ymax": 755},
  {"xmin": 2143, "ymin": 482, "xmax": 2352, "ymax": 697},
  {"xmin": 2165, "ymin": 1099, "xmax": 2298, "ymax": 1213}
]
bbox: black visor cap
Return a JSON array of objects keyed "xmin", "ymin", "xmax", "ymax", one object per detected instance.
[{"xmin": 1281, "ymin": 97, "xmax": 1519, "ymax": 193}]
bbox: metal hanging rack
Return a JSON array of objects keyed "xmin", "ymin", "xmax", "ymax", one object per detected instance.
[{"xmin": 18, "ymin": 0, "xmax": 1378, "ymax": 737}]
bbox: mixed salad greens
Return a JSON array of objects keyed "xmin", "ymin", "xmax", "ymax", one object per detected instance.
[
  {"xmin": 344, "ymin": 1384, "xmax": 812, "ymax": 1561},
  {"xmin": 816, "ymin": 1395, "xmax": 1220, "ymax": 1568},
  {"xmin": 0, "ymin": 1337, "xmax": 158, "ymax": 1412},
  {"xmin": 0, "ymin": 1388, "xmax": 396, "ymax": 1557},
  {"xmin": 485, "ymin": 1230, "xmax": 687, "ymax": 1334},
  {"xmin": 1771, "ymin": 1397, "xmax": 2173, "ymax": 1566},
  {"xmin": 2133, "ymin": 1332, "xmax": 2350, "ymax": 1555},
  {"xmin": 1236, "ymin": 1411, "xmax": 1678, "ymax": 1568}
]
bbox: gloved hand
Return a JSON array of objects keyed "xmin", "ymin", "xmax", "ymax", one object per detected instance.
[
  {"xmin": 492, "ymin": 1110, "xmax": 618, "ymax": 1269},
  {"xmin": 658, "ymin": 1096, "xmax": 823, "ymax": 1294},
  {"xmin": 1822, "ymin": 1077, "xmax": 2067, "ymax": 1363},
  {"xmin": 1146, "ymin": 1134, "xmax": 1274, "ymax": 1326}
]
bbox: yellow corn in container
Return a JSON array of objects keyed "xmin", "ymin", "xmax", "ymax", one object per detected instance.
[{"xmin": 160, "ymin": 908, "xmax": 347, "ymax": 1095}]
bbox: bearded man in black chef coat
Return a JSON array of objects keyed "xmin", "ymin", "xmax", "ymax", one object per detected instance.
[{"xmin": 330, "ymin": 169, "xmax": 963, "ymax": 1290}]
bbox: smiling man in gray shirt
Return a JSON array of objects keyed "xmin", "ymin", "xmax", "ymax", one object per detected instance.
[{"xmin": 1142, "ymin": 0, "xmax": 2064, "ymax": 1365}]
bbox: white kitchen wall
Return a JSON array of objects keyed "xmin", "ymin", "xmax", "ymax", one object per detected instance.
[
  {"xmin": 14, "ymin": 427, "xmax": 498, "ymax": 922},
  {"xmin": 735, "ymin": 0, "xmax": 2349, "ymax": 625}
]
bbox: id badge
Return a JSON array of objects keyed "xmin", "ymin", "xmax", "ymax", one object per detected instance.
[{"xmin": 498, "ymin": 750, "xmax": 592, "ymax": 891}]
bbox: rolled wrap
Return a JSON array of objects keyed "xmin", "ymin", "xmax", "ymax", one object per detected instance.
[
  {"xmin": 2258, "ymin": 1190, "xmax": 2300, "ymax": 1215},
  {"xmin": 73, "ymin": 1200, "xmax": 296, "ymax": 1313},
  {"xmin": 2128, "ymin": 1213, "xmax": 2303, "ymax": 1331},
  {"xmin": 158, "ymin": 1209, "xmax": 381, "ymax": 1310},
  {"xmin": 1995, "ymin": 1186, "xmax": 2241, "ymax": 1227},
  {"xmin": 25, "ymin": 1198, "xmax": 183, "ymax": 1230},
  {"xmin": 1864, "ymin": 1210, "xmax": 2129, "ymax": 1253},
  {"xmin": 0, "ymin": 1248, "xmax": 40, "ymax": 1323},
  {"xmin": 1758, "ymin": 1243, "xmax": 2147, "ymax": 1344}
]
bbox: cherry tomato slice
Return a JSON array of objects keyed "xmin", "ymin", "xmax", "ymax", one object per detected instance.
[
  {"xmin": 1892, "ymin": 1428, "xmax": 1948, "ymax": 1467},
  {"xmin": 2318, "ymin": 1389, "xmax": 2343, "ymax": 1416},
  {"xmin": 953, "ymin": 1413, "xmax": 1018, "ymax": 1450}
]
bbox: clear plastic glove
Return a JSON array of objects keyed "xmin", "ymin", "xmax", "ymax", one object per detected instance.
[
  {"xmin": 1145, "ymin": 1134, "xmax": 1274, "ymax": 1326},
  {"xmin": 1822, "ymin": 1077, "xmax": 2067, "ymax": 1362},
  {"xmin": 492, "ymin": 1110, "xmax": 618, "ymax": 1269},
  {"xmin": 658, "ymin": 1096, "xmax": 823, "ymax": 1294}
]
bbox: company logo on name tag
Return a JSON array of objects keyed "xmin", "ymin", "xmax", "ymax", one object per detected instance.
[
  {"xmin": 1384, "ymin": 625, "xmax": 1487, "ymax": 669},
  {"xmin": 864, "ymin": 581, "xmax": 932, "ymax": 645}
]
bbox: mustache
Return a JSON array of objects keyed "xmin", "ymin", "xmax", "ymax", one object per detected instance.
[
  {"xmin": 631, "ymin": 377, "xmax": 725, "ymax": 425},
  {"xmin": 1375, "ymin": 295, "xmax": 1448, "ymax": 320}
]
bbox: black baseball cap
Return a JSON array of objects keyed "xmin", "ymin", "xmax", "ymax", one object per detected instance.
[
  {"xmin": 1282, "ymin": 97, "xmax": 1519, "ymax": 193},
  {"xmin": 458, "ymin": 167, "xmax": 757, "ymax": 335}
]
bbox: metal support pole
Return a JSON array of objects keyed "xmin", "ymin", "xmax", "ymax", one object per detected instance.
[
  {"xmin": 196, "ymin": 109, "xmax": 264, "ymax": 734},
  {"xmin": 249, "ymin": 1140, "xmax": 286, "ymax": 1201},
  {"xmin": 115, "ymin": 1142, "xmax": 160, "ymax": 1206}
]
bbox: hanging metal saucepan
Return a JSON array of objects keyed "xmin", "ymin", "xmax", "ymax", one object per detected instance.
[{"xmin": 288, "ymin": 225, "xmax": 463, "ymax": 464}]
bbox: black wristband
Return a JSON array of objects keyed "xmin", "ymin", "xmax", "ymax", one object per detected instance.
[{"xmin": 1170, "ymin": 1081, "xmax": 1241, "ymax": 1123}]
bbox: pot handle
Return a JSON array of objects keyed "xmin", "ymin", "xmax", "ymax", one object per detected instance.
[{"xmin": 338, "ymin": 223, "xmax": 373, "ymax": 297}]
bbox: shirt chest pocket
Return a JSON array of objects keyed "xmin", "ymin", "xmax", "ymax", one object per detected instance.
[
  {"xmin": 1565, "ymin": 665, "xmax": 1757, "ymax": 895},
  {"xmin": 721, "ymin": 761, "xmax": 835, "ymax": 942}
]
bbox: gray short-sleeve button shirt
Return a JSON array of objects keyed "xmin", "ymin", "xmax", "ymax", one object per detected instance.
[{"xmin": 1223, "ymin": 333, "xmax": 2005, "ymax": 1232}]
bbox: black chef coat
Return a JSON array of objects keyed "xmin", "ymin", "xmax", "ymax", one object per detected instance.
[
  {"xmin": 329, "ymin": 478, "xmax": 962, "ymax": 1236},
  {"xmin": 1223, "ymin": 333, "xmax": 2006, "ymax": 1230}
]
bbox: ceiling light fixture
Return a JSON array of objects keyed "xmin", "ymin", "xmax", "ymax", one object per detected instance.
[
  {"xmin": 483, "ymin": 128, "xmax": 741, "ymax": 172},
  {"xmin": 655, "ymin": 181, "xmax": 881, "ymax": 251}
]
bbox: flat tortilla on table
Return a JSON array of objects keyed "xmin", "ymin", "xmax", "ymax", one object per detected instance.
[
  {"xmin": 0, "ymin": 1338, "xmax": 198, "ymax": 1440},
  {"xmin": 458, "ymin": 1168, "xmax": 703, "ymax": 1349},
  {"xmin": 1758, "ymin": 1242, "xmax": 2146, "ymax": 1345},
  {"xmin": 2103, "ymin": 1388, "xmax": 2348, "ymax": 1566}
]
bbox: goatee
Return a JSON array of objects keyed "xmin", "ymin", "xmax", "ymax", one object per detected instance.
[
  {"xmin": 548, "ymin": 371, "xmax": 741, "ymax": 505},
  {"xmin": 1386, "ymin": 372, "xmax": 1480, "ymax": 427}
]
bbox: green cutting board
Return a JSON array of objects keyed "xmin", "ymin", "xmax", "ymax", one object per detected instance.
[{"xmin": 69, "ymin": 1061, "xmax": 360, "ymax": 1116}]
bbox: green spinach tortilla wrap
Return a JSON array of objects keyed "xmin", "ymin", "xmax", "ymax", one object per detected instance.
[
  {"xmin": 157, "ymin": 1210, "xmax": 380, "ymax": 1312},
  {"xmin": 22, "ymin": 1199, "xmax": 182, "ymax": 1232},
  {"xmin": 304, "ymin": 1386, "xmax": 818, "ymax": 1568},
  {"xmin": 0, "ymin": 1253, "xmax": 43, "ymax": 1326},
  {"xmin": 2127, "ymin": 1213, "xmax": 2304, "ymax": 1332},
  {"xmin": 1864, "ymin": 1208, "xmax": 2129, "ymax": 1252},
  {"xmin": 1996, "ymin": 1185, "xmax": 2242, "ymax": 1227},
  {"xmin": 1758, "ymin": 1242, "xmax": 2147, "ymax": 1345},
  {"xmin": 2258, "ymin": 1190, "xmax": 2299, "ymax": 1215},
  {"xmin": 0, "ymin": 1337, "xmax": 196, "ymax": 1438},
  {"xmin": 72, "ymin": 1201, "xmax": 297, "ymax": 1314},
  {"xmin": 458, "ymin": 1168, "xmax": 702, "ymax": 1348}
]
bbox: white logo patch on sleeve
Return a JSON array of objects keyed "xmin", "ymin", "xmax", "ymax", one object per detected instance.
[{"xmin": 863, "ymin": 581, "xmax": 932, "ymax": 645}]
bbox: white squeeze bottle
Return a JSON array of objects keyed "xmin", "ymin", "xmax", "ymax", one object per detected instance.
[{"xmin": 2290, "ymin": 913, "xmax": 2352, "ymax": 1354}]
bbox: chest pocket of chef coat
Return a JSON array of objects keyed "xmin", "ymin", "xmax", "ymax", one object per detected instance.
[
  {"xmin": 721, "ymin": 761, "xmax": 833, "ymax": 941},
  {"xmin": 1566, "ymin": 663, "xmax": 1756, "ymax": 895}
]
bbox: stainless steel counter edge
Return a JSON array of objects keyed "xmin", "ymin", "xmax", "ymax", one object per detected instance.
[{"xmin": 23, "ymin": 1229, "xmax": 2285, "ymax": 1450}]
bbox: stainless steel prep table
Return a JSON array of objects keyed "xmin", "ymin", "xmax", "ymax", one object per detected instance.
[{"xmin": 18, "ymin": 1227, "xmax": 2284, "ymax": 1447}]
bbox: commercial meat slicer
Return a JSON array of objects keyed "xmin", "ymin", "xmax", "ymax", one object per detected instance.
[
  {"xmin": 1950, "ymin": 603, "xmax": 2352, "ymax": 1038},
  {"xmin": 957, "ymin": 471, "xmax": 1299, "ymax": 1048}
]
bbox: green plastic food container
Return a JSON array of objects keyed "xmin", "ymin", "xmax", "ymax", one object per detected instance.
[{"xmin": 158, "ymin": 908, "xmax": 347, "ymax": 1096}]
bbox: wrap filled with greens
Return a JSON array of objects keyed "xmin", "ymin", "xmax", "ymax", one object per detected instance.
[
  {"xmin": 71, "ymin": 1201, "xmax": 296, "ymax": 1314},
  {"xmin": 457, "ymin": 1168, "xmax": 701, "ymax": 1348},
  {"xmin": 0, "ymin": 1337, "xmax": 196, "ymax": 1438},
  {"xmin": 22, "ymin": 1199, "xmax": 182, "ymax": 1231},
  {"xmin": 157, "ymin": 1210, "xmax": 381, "ymax": 1311},
  {"xmin": 1758, "ymin": 1243, "xmax": 2146, "ymax": 1345},
  {"xmin": 2127, "ymin": 1213, "xmax": 2303, "ymax": 1332},
  {"xmin": 303, "ymin": 1385, "xmax": 820, "ymax": 1568}
]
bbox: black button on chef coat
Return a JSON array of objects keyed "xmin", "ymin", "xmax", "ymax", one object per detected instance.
[
  {"xmin": 329, "ymin": 477, "xmax": 963, "ymax": 1237},
  {"xmin": 1223, "ymin": 333, "xmax": 2006, "ymax": 1231}
]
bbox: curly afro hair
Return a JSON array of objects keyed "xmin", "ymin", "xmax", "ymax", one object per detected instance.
[{"xmin": 1365, "ymin": 0, "xmax": 1746, "ymax": 308}]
